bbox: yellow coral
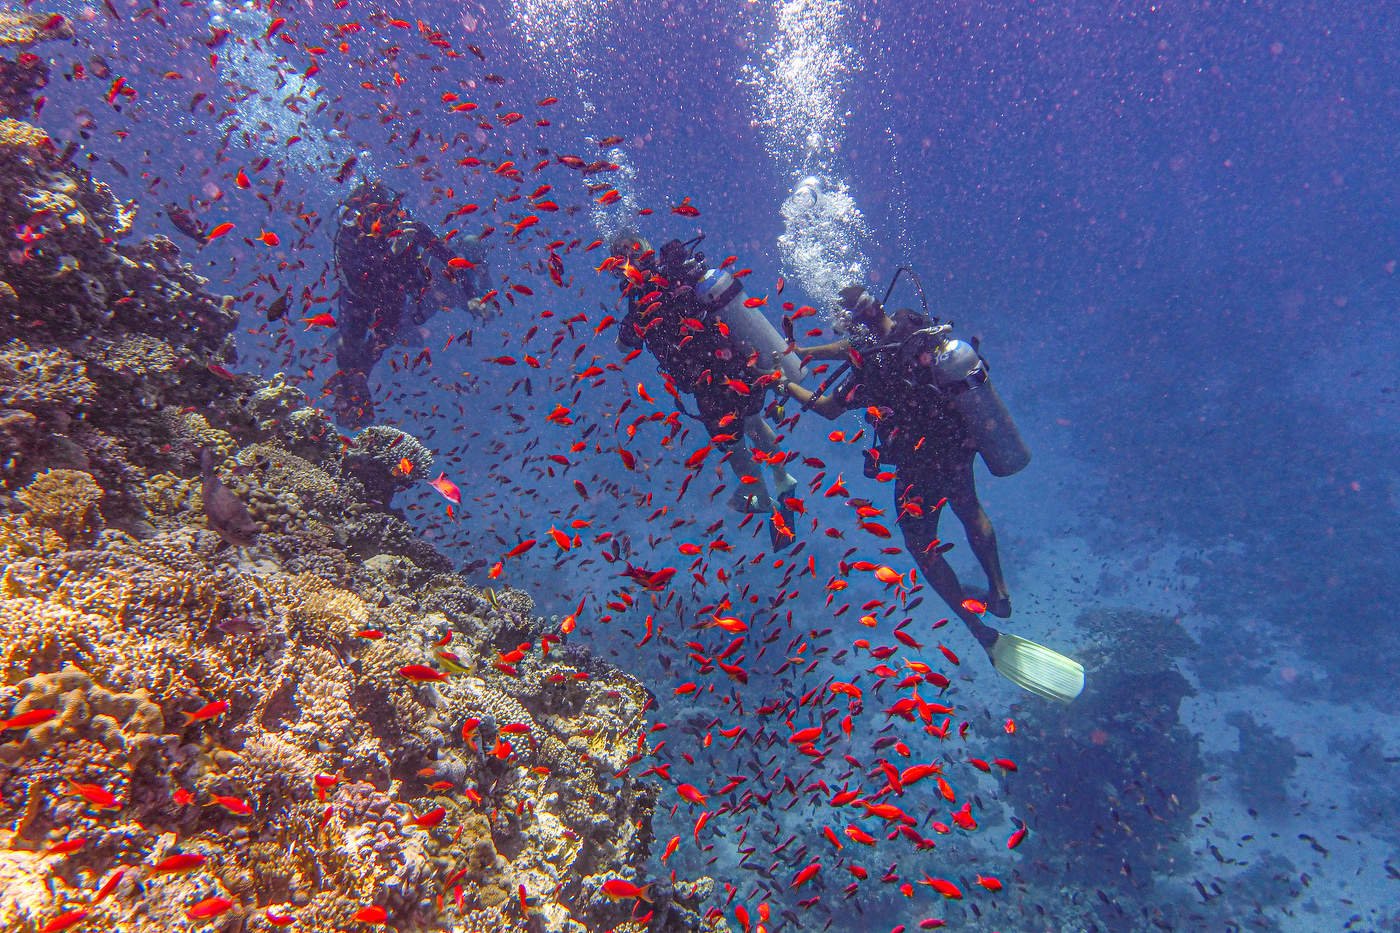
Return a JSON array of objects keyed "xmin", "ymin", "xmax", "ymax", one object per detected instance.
[
  {"xmin": 0, "ymin": 665, "xmax": 164, "ymax": 765},
  {"xmin": 15, "ymin": 469, "xmax": 103, "ymax": 543},
  {"xmin": 0, "ymin": 117, "xmax": 49, "ymax": 150},
  {"xmin": 0, "ymin": 11, "xmax": 75, "ymax": 45},
  {"xmin": 94, "ymin": 334, "xmax": 175, "ymax": 377},
  {"xmin": 0, "ymin": 340, "xmax": 96, "ymax": 412}
]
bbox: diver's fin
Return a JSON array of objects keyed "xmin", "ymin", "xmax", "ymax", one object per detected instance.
[{"xmin": 987, "ymin": 632, "xmax": 1085, "ymax": 703}]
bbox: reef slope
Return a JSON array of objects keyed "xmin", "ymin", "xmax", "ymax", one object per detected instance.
[{"xmin": 0, "ymin": 17, "xmax": 713, "ymax": 933}]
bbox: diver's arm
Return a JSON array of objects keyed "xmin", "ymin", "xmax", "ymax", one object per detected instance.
[
  {"xmin": 783, "ymin": 381, "xmax": 845, "ymax": 420},
  {"xmin": 794, "ymin": 338, "xmax": 853, "ymax": 361}
]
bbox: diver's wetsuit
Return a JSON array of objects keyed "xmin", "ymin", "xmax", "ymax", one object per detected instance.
[
  {"xmin": 616, "ymin": 271, "xmax": 765, "ymax": 439},
  {"xmin": 835, "ymin": 309, "xmax": 985, "ymax": 565},
  {"xmin": 331, "ymin": 202, "xmax": 485, "ymax": 428}
]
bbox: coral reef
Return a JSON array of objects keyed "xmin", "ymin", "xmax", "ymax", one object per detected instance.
[
  {"xmin": 0, "ymin": 28, "xmax": 715, "ymax": 932},
  {"xmin": 342, "ymin": 424, "xmax": 434, "ymax": 508}
]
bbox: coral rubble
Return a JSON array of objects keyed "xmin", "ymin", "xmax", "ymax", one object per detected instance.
[{"xmin": 0, "ymin": 20, "xmax": 715, "ymax": 933}]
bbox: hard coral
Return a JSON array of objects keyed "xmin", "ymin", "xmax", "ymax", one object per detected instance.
[
  {"xmin": 342, "ymin": 424, "xmax": 433, "ymax": 507},
  {"xmin": 0, "ymin": 339, "xmax": 95, "ymax": 415},
  {"xmin": 14, "ymin": 468, "xmax": 103, "ymax": 543}
]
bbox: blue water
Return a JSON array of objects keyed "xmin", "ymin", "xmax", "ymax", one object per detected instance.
[{"xmin": 32, "ymin": 0, "xmax": 1399, "ymax": 929}]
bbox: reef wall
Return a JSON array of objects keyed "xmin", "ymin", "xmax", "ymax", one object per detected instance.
[{"xmin": 0, "ymin": 15, "xmax": 714, "ymax": 933}]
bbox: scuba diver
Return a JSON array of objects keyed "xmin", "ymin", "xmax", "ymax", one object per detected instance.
[
  {"xmin": 781, "ymin": 282, "xmax": 1084, "ymax": 701},
  {"xmin": 782, "ymin": 281, "xmax": 1030, "ymax": 624},
  {"xmin": 607, "ymin": 230, "xmax": 806, "ymax": 548},
  {"xmin": 329, "ymin": 180, "xmax": 490, "ymax": 428}
]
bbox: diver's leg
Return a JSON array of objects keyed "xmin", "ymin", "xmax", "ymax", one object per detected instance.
[
  {"xmin": 898, "ymin": 478, "xmax": 997, "ymax": 644},
  {"xmin": 744, "ymin": 415, "xmax": 796, "ymax": 497},
  {"xmin": 943, "ymin": 455, "xmax": 1012, "ymax": 617},
  {"xmin": 331, "ymin": 293, "xmax": 378, "ymax": 428},
  {"xmin": 723, "ymin": 438, "xmax": 772, "ymax": 512}
]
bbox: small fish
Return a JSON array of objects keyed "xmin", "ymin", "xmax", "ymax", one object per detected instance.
[
  {"xmin": 428, "ymin": 473, "xmax": 461, "ymax": 505},
  {"xmin": 262, "ymin": 292, "xmax": 290, "ymax": 323},
  {"xmin": 1, "ymin": 708, "xmax": 57, "ymax": 730},
  {"xmin": 217, "ymin": 616, "xmax": 263, "ymax": 636},
  {"xmin": 67, "ymin": 780, "xmax": 119, "ymax": 810},
  {"xmin": 208, "ymin": 794, "xmax": 252, "ymax": 815},
  {"xmin": 205, "ymin": 221, "xmax": 234, "ymax": 242},
  {"xmin": 152, "ymin": 853, "xmax": 207, "ymax": 875},
  {"xmin": 182, "ymin": 700, "xmax": 229, "ymax": 724},
  {"xmin": 399, "ymin": 664, "xmax": 449, "ymax": 683},
  {"xmin": 39, "ymin": 910, "xmax": 89, "ymax": 933},
  {"xmin": 185, "ymin": 897, "xmax": 234, "ymax": 920},
  {"xmin": 600, "ymin": 879, "xmax": 652, "ymax": 902},
  {"xmin": 353, "ymin": 905, "xmax": 387, "ymax": 923},
  {"xmin": 407, "ymin": 806, "xmax": 446, "ymax": 829},
  {"xmin": 302, "ymin": 313, "xmax": 337, "ymax": 330}
]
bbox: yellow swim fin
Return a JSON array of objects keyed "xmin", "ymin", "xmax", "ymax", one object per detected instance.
[{"xmin": 988, "ymin": 632, "xmax": 1085, "ymax": 703}]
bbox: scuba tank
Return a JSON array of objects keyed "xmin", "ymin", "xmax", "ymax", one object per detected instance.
[
  {"xmin": 904, "ymin": 324, "xmax": 1031, "ymax": 477},
  {"xmin": 694, "ymin": 268, "xmax": 808, "ymax": 383}
]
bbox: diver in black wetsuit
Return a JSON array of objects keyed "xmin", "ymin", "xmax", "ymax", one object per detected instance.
[
  {"xmin": 608, "ymin": 230, "xmax": 800, "ymax": 548},
  {"xmin": 329, "ymin": 181, "xmax": 490, "ymax": 428},
  {"xmin": 783, "ymin": 284, "xmax": 1030, "ymax": 628}
]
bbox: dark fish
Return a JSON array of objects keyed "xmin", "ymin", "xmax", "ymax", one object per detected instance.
[
  {"xmin": 165, "ymin": 203, "xmax": 208, "ymax": 244},
  {"xmin": 265, "ymin": 292, "xmax": 289, "ymax": 323},
  {"xmin": 200, "ymin": 449, "xmax": 259, "ymax": 546},
  {"xmin": 334, "ymin": 154, "xmax": 358, "ymax": 185}
]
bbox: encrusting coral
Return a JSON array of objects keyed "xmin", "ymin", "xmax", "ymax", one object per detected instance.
[{"xmin": 0, "ymin": 18, "xmax": 716, "ymax": 933}]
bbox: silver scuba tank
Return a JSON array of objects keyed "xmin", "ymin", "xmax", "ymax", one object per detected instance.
[
  {"xmin": 923, "ymin": 335, "xmax": 1031, "ymax": 477},
  {"xmin": 694, "ymin": 269, "xmax": 808, "ymax": 383}
]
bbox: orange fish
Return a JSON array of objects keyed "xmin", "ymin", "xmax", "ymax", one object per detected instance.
[
  {"xmin": 676, "ymin": 783, "xmax": 707, "ymax": 806},
  {"xmin": 427, "ymin": 472, "xmax": 461, "ymax": 505},
  {"xmin": 351, "ymin": 906, "xmax": 387, "ymax": 923},
  {"xmin": 182, "ymin": 700, "xmax": 228, "ymax": 724},
  {"xmin": 257, "ymin": 231, "xmax": 279, "ymax": 246},
  {"xmin": 0, "ymin": 708, "xmax": 57, "ymax": 730},
  {"xmin": 152, "ymin": 853, "xmax": 207, "ymax": 874},
  {"xmin": 67, "ymin": 780, "xmax": 119, "ymax": 810},
  {"xmin": 396, "ymin": 457, "xmax": 413, "ymax": 476},
  {"xmin": 408, "ymin": 806, "xmax": 446, "ymax": 829},
  {"xmin": 790, "ymin": 861, "xmax": 821, "ymax": 889},
  {"xmin": 399, "ymin": 664, "xmax": 448, "ymax": 683},
  {"xmin": 302, "ymin": 313, "xmax": 336, "ymax": 329},
  {"xmin": 39, "ymin": 910, "xmax": 89, "ymax": 933},
  {"xmin": 209, "ymin": 794, "xmax": 252, "ymax": 815},
  {"xmin": 206, "ymin": 222, "xmax": 234, "ymax": 241},
  {"xmin": 600, "ymin": 879, "xmax": 652, "ymax": 902},
  {"xmin": 185, "ymin": 896, "xmax": 234, "ymax": 919}
]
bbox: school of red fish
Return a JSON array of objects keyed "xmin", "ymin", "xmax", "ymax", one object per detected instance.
[{"xmin": 6, "ymin": 4, "xmax": 1038, "ymax": 931}]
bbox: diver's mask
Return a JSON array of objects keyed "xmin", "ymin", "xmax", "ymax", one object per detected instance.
[{"xmin": 839, "ymin": 285, "xmax": 883, "ymax": 323}]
